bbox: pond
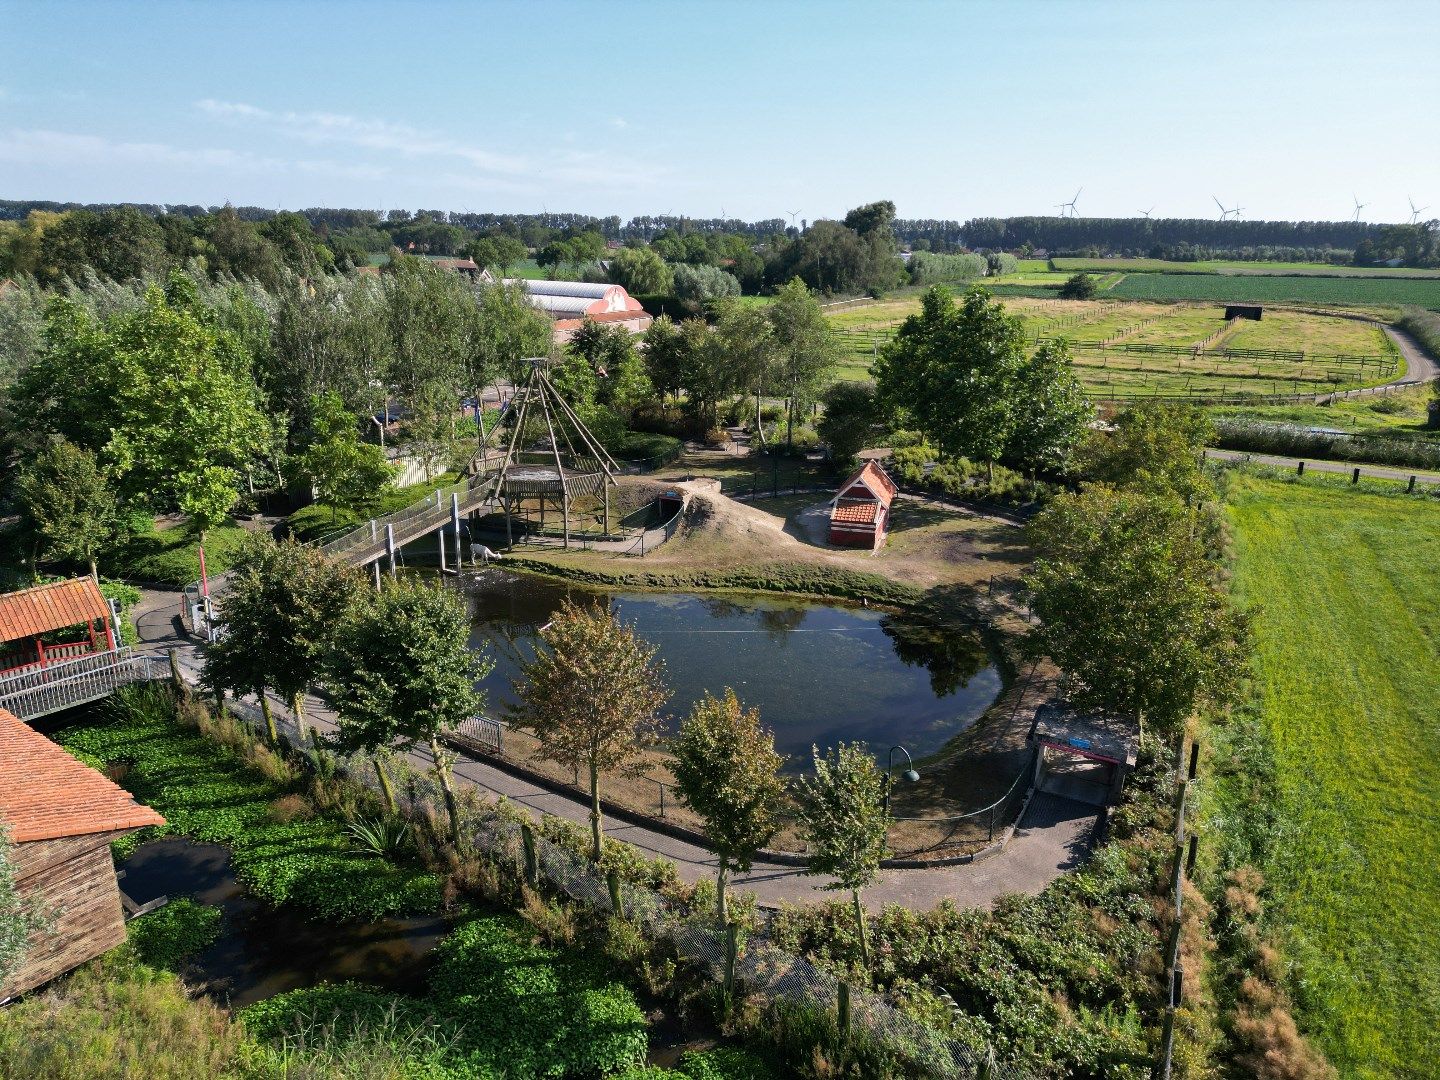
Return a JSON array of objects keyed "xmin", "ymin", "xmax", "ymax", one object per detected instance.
[
  {"xmin": 458, "ymin": 569, "xmax": 1002, "ymax": 770},
  {"xmin": 119, "ymin": 837, "xmax": 446, "ymax": 1008}
]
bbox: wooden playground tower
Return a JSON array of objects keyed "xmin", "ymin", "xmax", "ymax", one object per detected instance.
[{"xmin": 489, "ymin": 357, "xmax": 621, "ymax": 549}]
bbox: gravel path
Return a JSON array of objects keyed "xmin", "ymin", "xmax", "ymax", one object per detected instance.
[{"xmin": 134, "ymin": 586, "xmax": 1099, "ymax": 913}]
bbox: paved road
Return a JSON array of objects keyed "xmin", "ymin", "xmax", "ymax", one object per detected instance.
[
  {"xmin": 133, "ymin": 587, "xmax": 1099, "ymax": 913},
  {"xmin": 1207, "ymin": 447, "xmax": 1440, "ymax": 484}
]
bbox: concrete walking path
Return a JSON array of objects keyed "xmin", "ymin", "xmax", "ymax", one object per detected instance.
[{"xmin": 132, "ymin": 586, "xmax": 1099, "ymax": 913}]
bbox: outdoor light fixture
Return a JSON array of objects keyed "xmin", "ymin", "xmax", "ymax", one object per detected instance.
[{"xmin": 883, "ymin": 744, "xmax": 920, "ymax": 814}]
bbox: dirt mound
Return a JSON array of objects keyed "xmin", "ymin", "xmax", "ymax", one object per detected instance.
[{"xmin": 673, "ymin": 484, "xmax": 813, "ymax": 552}]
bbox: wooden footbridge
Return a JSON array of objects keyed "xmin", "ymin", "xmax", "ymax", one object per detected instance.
[{"xmin": 0, "ymin": 649, "xmax": 168, "ymax": 723}]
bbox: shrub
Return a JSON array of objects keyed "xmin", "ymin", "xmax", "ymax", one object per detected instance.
[{"xmin": 1059, "ymin": 272, "xmax": 1098, "ymax": 300}]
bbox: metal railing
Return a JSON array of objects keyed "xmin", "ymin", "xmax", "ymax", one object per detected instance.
[
  {"xmin": 0, "ymin": 648, "xmax": 166, "ymax": 721},
  {"xmin": 317, "ymin": 475, "xmax": 498, "ymax": 564},
  {"xmin": 446, "ymin": 714, "xmax": 504, "ymax": 755}
]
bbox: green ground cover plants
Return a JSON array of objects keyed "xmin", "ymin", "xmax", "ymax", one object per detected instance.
[
  {"xmin": 1224, "ymin": 476, "xmax": 1440, "ymax": 1076},
  {"xmin": 242, "ymin": 913, "xmax": 652, "ymax": 1079},
  {"xmin": 105, "ymin": 518, "xmax": 253, "ymax": 585},
  {"xmin": 59, "ymin": 685, "xmax": 442, "ymax": 920}
]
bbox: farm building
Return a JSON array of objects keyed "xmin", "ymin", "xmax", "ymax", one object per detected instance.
[
  {"xmin": 828, "ymin": 461, "xmax": 899, "ymax": 549},
  {"xmin": 1027, "ymin": 701, "xmax": 1140, "ymax": 807},
  {"xmin": 0, "ymin": 706, "xmax": 165, "ymax": 1000},
  {"xmin": 0, "ymin": 577, "xmax": 118, "ymax": 677},
  {"xmin": 1224, "ymin": 304, "xmax": 1263, "ymax": 321},
  {"xmin": 507, "ymin": 279, "xmax": 653, "ymax": 341}
]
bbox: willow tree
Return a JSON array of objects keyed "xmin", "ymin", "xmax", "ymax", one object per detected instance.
[
  {"xmin": 672, "ymin": 689, "xmax": 785, "ymax": 924},
  {"xmin": 327, "ymin": 578, "xmax": 486, "ymax": 842},
  {"xmin": 509, "ymin": 599, "xmax": 669, "ymax": 862}
]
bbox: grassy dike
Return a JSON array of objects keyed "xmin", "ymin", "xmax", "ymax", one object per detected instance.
[{"xmin": 1223, "ymin": 476, "xmax": 1440, "ymax": 1077}]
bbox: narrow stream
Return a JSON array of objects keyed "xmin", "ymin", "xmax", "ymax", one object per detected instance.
[{"xmin": 119, "ymin": 837, "xmax": 446, "ymax": 1008}]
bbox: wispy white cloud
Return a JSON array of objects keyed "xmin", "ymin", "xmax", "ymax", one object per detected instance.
[
  {"xmin": 0, "ymin": 128, "xmax": 387, "ymax": 181},
  {"xmin": 195, "ymin": 98, "xmax": 665, "ymax": 191},
  {"xmin": 196, "ymin": 98, "xmax": 527, "ymax": 174},
  {"xmin": 609, "ymin": 117, "xmax": 628, "ymax": 130}
]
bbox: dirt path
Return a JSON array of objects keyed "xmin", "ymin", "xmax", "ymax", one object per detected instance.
[{"xmin": 139, "ymin": 586, "xmax": 1099, "ymax": 913}]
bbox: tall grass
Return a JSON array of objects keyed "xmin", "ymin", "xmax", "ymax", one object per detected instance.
[
  {"xmin": 1396, "ymin": 305, "xmax": 1440, "ymax": 361},
  {"xmin": 1212, "ymin": 418, "xmax": 1440, "ymax": 470},
  {"xmin": 1226, "ymin": 477, "xmax": 1440, "ymax": 1076}
]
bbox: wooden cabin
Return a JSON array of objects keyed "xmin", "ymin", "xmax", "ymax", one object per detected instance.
[
  {"xmin": 0, "ymin": 706, "xmax": 164, "ymax": 1001},
  {"xmin": 1224, "ymin": 304, "xmax": 1263, "ymax": 321},
  {"xmin": 0, "ymin": 578, "xmax": 118, "ymax": 677},
  {"xmin": 828, "ymin": 461, "xmax": 899, "ymax": 549}
]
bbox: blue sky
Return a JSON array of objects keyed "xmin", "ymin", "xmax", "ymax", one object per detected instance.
[{"xmin": 2, "ymin": 0, "xmax": 1437, "ymax": 224}]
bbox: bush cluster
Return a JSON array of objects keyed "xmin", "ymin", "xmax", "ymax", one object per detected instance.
[
  {"xmin": 1211, "ymin": 418, "xmax": 1440, "ymax": 471},
  {"xmin": 60, "ymin": 685, "xmax": 442, "ymax": 920},
  {"xmin": 888, "ymin": 445, "xmax": 1050, "ymax": 507},
  {"xmin": 242, "ymin": 913, "xmax": 650, "ymax": 1079}
]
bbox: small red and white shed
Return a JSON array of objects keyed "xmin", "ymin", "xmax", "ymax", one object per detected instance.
[{"xmin": 828, "ymin": 461, "xmax": 899, "ymax": 549}]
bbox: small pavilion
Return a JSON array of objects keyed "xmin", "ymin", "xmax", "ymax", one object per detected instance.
[
  {"xmin": 828, "ymin": 461, "xmax": 899, "ymax": 549},
  {"xmin": 1028, "ymin": 701, "xmax": 1140, "ymax": 806},
  {"xmin": 0, "ymin": 706, "xmax": 165, "ymax": 1000},
  {"xmin": 0, "ymin": 578, "xmax": 118, "ymax": 677},
  {"xmin": 485, "ymin": 357, "xmax": 621, "ymax": 549}
]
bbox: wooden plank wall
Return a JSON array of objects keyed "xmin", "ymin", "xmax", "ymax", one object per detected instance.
[{"xmin": 2, "ymin": 831, "xmax": 130, "ymax": 999}]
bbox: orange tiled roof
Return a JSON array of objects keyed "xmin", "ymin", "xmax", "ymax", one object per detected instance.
[
  {"xmin": 835, "ymin": 461, "xmax": 898, "ymax": 507},
  {"xmin": 0, "ymin": 707, "xmax": 164, "ymax": 843},
  {"xmin": 831, "ymin": 501, "xmax": 881, "ymax": 524},
  {"xmin": 0, "ymin": 578, "xmax": 110, "ymax": 645}
]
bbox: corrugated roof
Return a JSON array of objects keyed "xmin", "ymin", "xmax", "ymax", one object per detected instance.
[
  {"xmin": 0, "ymin": 578, "xmax": 110, "ymax": 645},
  {"xmin": 0, "ymin": 707, "xmax": 165, "ymax": 843},
  {"xmin": 513, "ymin": 279, "xmax": 615, "ymax": 300},
  {"xmin": 831, "ymin": 501, "xmax": 881, "ymax": 524}
]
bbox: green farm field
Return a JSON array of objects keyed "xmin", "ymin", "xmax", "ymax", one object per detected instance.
[
  {"xmin": 1227, "ymin": 477, "xmax": 1440, "ymax": 1077},
  {"xmin": 1107, "ymin": 272, "xmax": 1440, "ymax": 309},
  {"xmin": 825, "ymin": 296, "xmax": 1397, "ymax": 398},
  {"xmin": 1053, "ymin": 257, "xmax": 1440, "ymax": 279}
]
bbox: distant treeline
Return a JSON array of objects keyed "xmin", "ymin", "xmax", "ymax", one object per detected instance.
[{"xmin": 960, "ymin": 216, "xmax": 1439, "ymax": 266}]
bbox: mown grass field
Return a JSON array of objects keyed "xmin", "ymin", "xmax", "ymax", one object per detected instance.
[
  {"xmin": 1210, "ymin": 385, "xmax": 1433, "ymax": 434},
  {"xmin": 1227, "ymin": 477, "xmax": 1440, "ymax": 1078},
  {"xmin": 824, "ymin": 296, "xmax": 1397, "ymax": 399}
]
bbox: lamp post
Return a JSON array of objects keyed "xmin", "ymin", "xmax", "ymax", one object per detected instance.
[{"xmin": 883, "ymin": 744, "xmax": 920, "ymax": 815}]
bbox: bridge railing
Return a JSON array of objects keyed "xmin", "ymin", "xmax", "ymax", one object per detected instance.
[{"xmin": 0, "ymin": 648, "xmax": 166, "ymax": 721}]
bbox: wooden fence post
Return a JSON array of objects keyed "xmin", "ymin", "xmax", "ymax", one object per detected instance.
[
  {"xmin": 521, "ymin": 822, "xmax": 539, "ymax": 889},
  {"xmin": 1297, "ymin": 460, "xmax": 1305, "ymax": 476},
  {"xmin": 836, "ymin": 980, "xmax": 850, "ymax": 1036},
  {"xmin": 723, "ymin": 921, "xmax": 739, "ymax": 1002},
  {"xmin": 1408, "ymin": 475, "xmax": 1417, "ymax": 493},
  {"xmin": 168, "ymin": 648, "xmax": 183, "ymax": 693},
  {"xmin": 607, "ymin": 867, "xmax": 623, "ymax": 918}
]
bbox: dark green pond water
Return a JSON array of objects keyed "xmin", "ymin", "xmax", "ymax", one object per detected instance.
[{"xmin": 459, "ymin": 570, "xmax": 1001, "ymax": 770}]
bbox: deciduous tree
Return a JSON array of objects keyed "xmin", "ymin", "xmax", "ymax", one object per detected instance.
[
  {"xmin": 294, "ymin": 392, "xmax": 394, "ymax": 519},
  {"xmin": 509, "ymin": 599, "xmax": 669, "ymax": 862},
  {"xmin": 767, "ymin": 278, "xmax": 840, "ymax": 449},
  {"xmin": 672, "ymin": 689, "xmax": 786, "ymax": 924},
  {"xmin": 327, "ymin": 579, "xmax": 486, "ymax": 841},
  {"xmin": 12, "ymin": 438, "xmax": 120, "ymax": 582},
  {"xmin": 795, "ymin": 742, "xmax": 888, "ymax": 967},
  {"xmin": 1025, "ymin": 484, "xmax": 1250, "ymax": 734}
]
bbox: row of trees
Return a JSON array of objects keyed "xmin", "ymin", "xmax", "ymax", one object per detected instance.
[{"xmin": 206, "ymin": 541, "xmax": 893, "ymax": 960}]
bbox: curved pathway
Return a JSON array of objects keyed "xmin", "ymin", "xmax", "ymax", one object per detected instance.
[{"xmin": 131, "ymin": 586, "xmax": 1100, "ymax": 913}]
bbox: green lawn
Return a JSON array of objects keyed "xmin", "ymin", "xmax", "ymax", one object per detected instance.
[
  {"xmin": 1227, "ymin": 477, "xmax": 1440, "ymax": 1077},
  {"xmin": 1109, "ymin": 272, "xmax": 1439, "ymax": 309}
]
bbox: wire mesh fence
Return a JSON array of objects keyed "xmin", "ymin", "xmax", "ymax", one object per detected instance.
[{"xmin": 209, "ymin": 681, "xmax": 1034, "ymax": 1080}]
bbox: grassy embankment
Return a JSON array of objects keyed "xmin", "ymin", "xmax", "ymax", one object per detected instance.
[{"xmin": 1224, "ymin": 476, "xmax": 1440, "ymax": 1077}]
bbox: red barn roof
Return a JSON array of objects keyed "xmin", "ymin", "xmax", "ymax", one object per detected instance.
[
  {"xmin": 831, "ymin": 501, "xmax": 881, "ymax": 524},
  {"xmin": 833, "ymin": 461, "xmax": 898, "ymax": 507},
  {"xmin": 0, "ymin": 707, "xmax": 164, "ymax": 843},
  {"xmin": 0, "ymin": 578, "xmax": 110, "ymax": 645}
]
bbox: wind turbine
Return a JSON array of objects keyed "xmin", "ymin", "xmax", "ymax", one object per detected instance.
[
  {"xmin": 1409, "ymin": 196, "xmax": 1430, "ymax": 225},
  {"xmin": 1139, "ymin": 206, "xmax": 1156, "ymax": 219},
  {"xmin": 1213, "ymin": 196, "xmax": 1242, "ymax": 221},
  {"xmin": 1058, "ymin": 188, "xmax": 1082, "ymax": 218},
  {"xmin": 785, "ymin": 210, "xmax": 802, "ymax": 230},
  {"xmin": 1352, "ymin": 194, "xmax": 1368, "ymax": 223}
]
